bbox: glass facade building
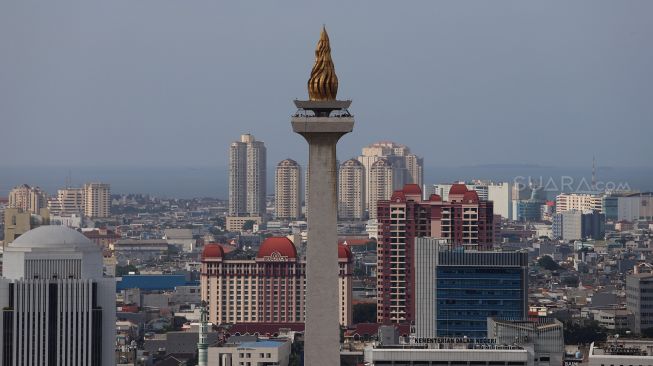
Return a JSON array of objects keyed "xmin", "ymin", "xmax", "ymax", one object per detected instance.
[
  {"xmin": 415, "ymin": 238, "xmax": 528, "ymax": 338},
  {"xmin": 436, "ymin": 266, "xmax": 525, "ymax": 337}
]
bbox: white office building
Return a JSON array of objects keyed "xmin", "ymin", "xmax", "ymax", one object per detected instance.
[
  {"xmin": 0, "ymin": 225, "xmax": 116, "ymax": 366},
  {"xmin": 555, "ymin": 193, "xmax": 602, "ymax": 214},
  {"xmin": 207, "ymin": 339, "xmax": 290, "ymax": 366}
]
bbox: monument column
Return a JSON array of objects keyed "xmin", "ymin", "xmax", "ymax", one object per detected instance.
[{"xmin": 291, "ymin": 27, "xmax": 354, "ymax": 365}]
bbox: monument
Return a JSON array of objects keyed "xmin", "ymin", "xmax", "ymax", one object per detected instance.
[{"xmin": 291, "ymin": 26, "xmax": 354, "ymax": 365}]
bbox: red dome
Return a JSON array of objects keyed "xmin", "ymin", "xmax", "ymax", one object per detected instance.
[
  {"xmin": 202, "ymin": 243, "xmax": 224, "ymax": 259},
  {"xmin": 338, "ymin": 244, "xmax": 352, "ymax": 261},
  {"xmin": 429, "ymin": 194, "xmax": 442, "ymax": 202},
  {"xmin": 257, "ymin": 237, "xmax": 297, "ymax": 259},
  {"xmin": 403, "ymin": 184, "xmax": 422, "ymax": 195},
  {"xmin": 390, "ymin": 190, "xmax": 406, "ymax": 202},
  {"xmin": 462, "ymin": 191, "xmax": 479, "ymax": 203},
  {"xmin": 448, "ymin": 184, "xmax": 469, "ymax": 196}
]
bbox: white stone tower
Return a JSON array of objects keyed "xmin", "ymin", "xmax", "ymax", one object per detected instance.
[{"xmin": 291, "ymin": 26, "xmax": 353, "ymax": 365}]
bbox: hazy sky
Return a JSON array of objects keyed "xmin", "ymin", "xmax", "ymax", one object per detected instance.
[{"xmin": 1, "ymin": 1, "xmax": 651, "ymax": 169}]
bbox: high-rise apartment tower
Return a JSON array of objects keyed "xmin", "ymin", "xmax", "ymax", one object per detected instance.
[
  {"xmin": 338, "ymin": 159, "xmax": 365, "ymax": 220},
  {"xmin": 275, "ymin": 159, "xmax": 302, "ymax": 220},
  {"xmin": 376, "ymin": 184, "xmax": 494, "ymax": 324},
  {"xmin": 83, "ymin": 182, "xmax": 111, "ymax": 218},
  {"xmin": 229, "ymin": 134, "xmax": 267, "ymax": 217},
  {"xmin": 8, "ymin": 184, "xmax": 48, "ymax": 215}
]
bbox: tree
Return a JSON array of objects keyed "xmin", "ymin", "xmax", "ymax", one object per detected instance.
[
  {"xmin": 242, "ymin": 220, "xmax": 256, "ymax": 231},
  {"xmin": 537, "ymin": 255, "xmax": 560, "ymax": 271},
  {"xmin": 564, "ymin": 320, "xmax": 607, "ymax": 345},
  {"xmin": 353, "ymin": 303, "xmax": 377, "ymax": 324},
  {"xmin": 116, "ymin": 265, "xmax": 139, "ymax": 276}
]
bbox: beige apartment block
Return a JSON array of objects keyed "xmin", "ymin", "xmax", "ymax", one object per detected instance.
[
  {"xmin": 84, "ymin": 183, "xmax": 111, "ymax": 218},
  {"xmin": 275, "ymin": 159, "xmax": 302, "ymax": 220}
]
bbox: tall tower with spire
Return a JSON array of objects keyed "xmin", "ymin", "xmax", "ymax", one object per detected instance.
[{"xmin": 291, "ymin": 26, "xmax": 354, "ymax": 365}]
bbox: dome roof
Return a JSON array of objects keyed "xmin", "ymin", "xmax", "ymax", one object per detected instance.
[
  {"xmin": 372, "ymin": 158, "xmax": 391, "ymax": 168},
  {"xmin": 429, "ymin": 194, "xmax": 442, "ymax": 202},
  {"xmin": 403, "ymin": 184, "xmax": 422, "ymax": 195},
  {"xmin": 448, "ymin": 183, "xmax": 469, "ymax": 196},
  {"xmin": 257, "ymin": 237, "xmax": 297, "ymax": 260},
  {"xmin": 277, "ymin": 158, "xmax": 299, "ymax": 167},
  {"xmin": 341, "ymin": 159, "xmax": 362, "ymax": 167},
  {"xmin": 390, "ymin": 190, "xmax": 406, "ymax": 202},
  {"xmin": 202, "ymin": 243, "xmax": 225, "ymax": 259},
  {"xmin": 338, "ymin": 244, "xmax": 352, "ymax": 261},
  {"xmin": 10, "ymin": 225, "xmax": 95, "ymax": 249},
  {"xmin": 462, "ymin": 191, "xmax": 479, "ymax": 203}
]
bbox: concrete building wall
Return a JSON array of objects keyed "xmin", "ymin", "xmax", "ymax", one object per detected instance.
[
  {"xmin": 8, "ymin": 184, "xmax": 48, "ymax": 215},
  {"xmin": 49, "ymin": 187, "xmax": 84, "ymax": 216},
  {"xmin": 0, "ymin": 226, "xmax": 116, "ymax": 366},
  {"xmin": 229, "ymin": 134, "xmax": 266, "ymax": 217},
  {"xmin": 488, "ymin": 183, "xmax": 513, "ymax": 220},
  {"xmin": 368, "ymin": 158, "xmax": 395, "ymax": 219},
  {"xmin": 556, "ymin": 193, "xmax": 602, "ymax": 214},
  {"xmin": 225, "ymin": 216, "xmax": 263, "ymax": 232},
  {"xmin": 207, "ymin": 340, "xmax": 290, "ymax": 366},
  {"xmin": 488, "ymin": 318, "xmax": 564, "ymax": 366},
  {"xmin": 338, "ymin": 159, "xmax": 365, "ymax": 220},
  {"xmin": 561, "ymin": 210, "xmax": 582, "ymax": 241},
  {"xmin": 275, "ymin": 159, "xmax": 302, "ymax": 220},
  {"xmin": 201, "ymin": 244, "xmax": 353, "ymax": 327},
  {"xmin": 626, "ymin": 274, "xmax": 653, "ymax": 334},
  {"xmin": 84, "ymin": 182, "xmax": 110, "ymax": 218},
  {"xmin": 359, "ymin": 142, "xmax": 423, "ymax": 219},
  {"xmin": 229, "ymin": 140, "xmax": 247, "ymax": 215}
]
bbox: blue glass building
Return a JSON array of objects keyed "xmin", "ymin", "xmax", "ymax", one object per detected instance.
[{"xmin": 415, "ymin": 238, "xmax": 528, "ymax": 338}]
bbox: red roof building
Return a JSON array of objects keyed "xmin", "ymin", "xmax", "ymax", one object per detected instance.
[
  {"xmin": 376, "ymin": 184, "xmax": 495, "ymax": 324},
  {"xmin": 201, "ymin": 237, "xmax": 353, "ymax": 327}
]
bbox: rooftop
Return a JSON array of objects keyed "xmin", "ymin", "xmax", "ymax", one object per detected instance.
[
  {"xmin": 10, "ymin": 225, "xmax": 96, "ymax": 250},
  {"xmin": 237, "ymin": 340, "xmax": 285, "ymax": 349}
]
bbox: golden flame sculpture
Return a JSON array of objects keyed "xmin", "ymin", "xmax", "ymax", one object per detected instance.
[{"xmin": 308, "ymin": 26, "xmax": 339, "ymax": 101}]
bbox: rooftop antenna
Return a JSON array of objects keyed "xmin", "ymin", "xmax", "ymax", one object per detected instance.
[
  {"xmin": 66, "ymin": 169, "xmax": 72, "ymax": 189},
  {"xmin": 591, "ymin": 156, "xmax": 597, "ymax": 191}
]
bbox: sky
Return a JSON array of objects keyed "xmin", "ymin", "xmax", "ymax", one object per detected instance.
[{"xmin": 1, "ymin": 1, "xmax": 652, "ymax": 170}]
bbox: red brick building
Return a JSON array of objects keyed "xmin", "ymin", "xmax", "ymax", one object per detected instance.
[{"xmin": 376, "ymin": 183, "xmax": 494, "ymax": 323}]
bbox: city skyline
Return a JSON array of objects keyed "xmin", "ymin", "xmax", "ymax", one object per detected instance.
[
  {"xmin": 2, "ymin": 3, "xmax": 653, "ymax": 365},
  {"xmin": 1, "ymin": 1, "xmax": 652, "ymax": 169}
]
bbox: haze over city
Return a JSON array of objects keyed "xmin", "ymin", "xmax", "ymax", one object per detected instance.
[
  {"xmin": 2, "ymin": 1, "xmax": 652, "ymax": 175},
  {"xmin": 3, "ymin": 2, "xmax": 653, "ymax": 366}
]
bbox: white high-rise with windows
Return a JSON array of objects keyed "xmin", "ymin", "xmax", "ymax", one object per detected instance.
[
  {"xmin": 229, "ymin": 134, "xmax": 267, "ymax": 217},
  {"xmin": 48, "ymin": 187, "xmax": 85, "ymax": 216},
  {"xmin": 338, "ymin": 159, "xmax": 365, "ymax": 220},
  {"xmin": 0, "ymin": 225, "xmax": 116, "ymax": 366},
  {"xmin": 83, "ymin": 183, "xmax": 110, "ymax": 218},
  {"xmin": 275, "ymin": 159, "xmax": 302, "ymax": 220},
  {"xmin": 8, "ymin": 184, "xmax": 48, "ymax": 215},
  {"xmin": 357, "ymin": 142, "xmax": 423, "ymax": 217},
  {"xmin": 368, "ymin": 158, "xmax": 398, "ymax": 219},
  {"xmin": 555, "ymin": 193, "xmax": 602, "ymax": 214}
]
